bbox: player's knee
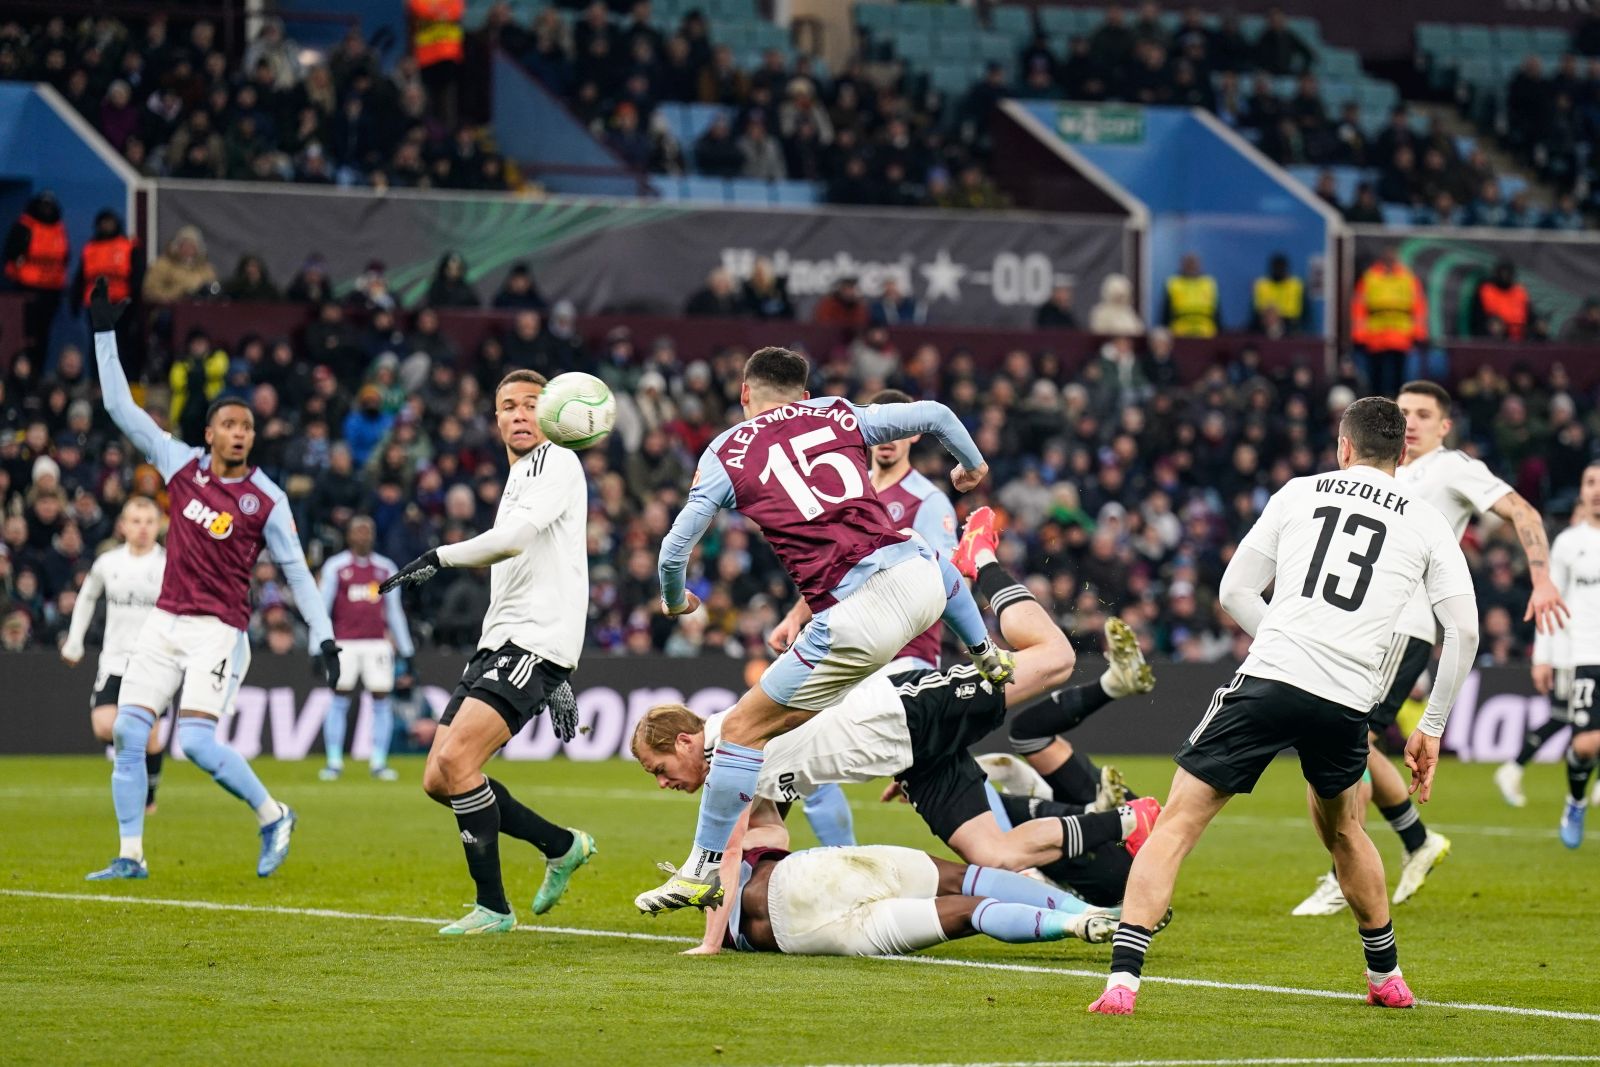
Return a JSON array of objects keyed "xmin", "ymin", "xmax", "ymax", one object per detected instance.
[
  {"xmin": 421, "ymin": 758, "xmax": 452, "ymax": 801},
  {"xmin": 430, "ymin": 744, "xmax": 476, "ymax": 793},
  {"xmin": 111, "ymin": 709, "xmax": 152, "ymax": 752}
]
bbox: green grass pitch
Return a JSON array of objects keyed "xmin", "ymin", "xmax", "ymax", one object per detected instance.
[{"xmin": 2, "ymin": 754, "xmax": 1597, "ymax": 1066}]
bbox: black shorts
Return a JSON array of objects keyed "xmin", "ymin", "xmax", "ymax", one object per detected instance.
[
  {"xmin": 91, "ymin": 673, "xmax": 123, "ymax": 710},
  {"xmin": 1175, "ymin": 674, "xmax": 1370, "ymax": 799},
  {"xmin": 1568, "ymin": 665, "xmax": 1600, "ymax": 734},
  {"xmin": 440, "ymin": 643, "xmax": 571, "ymax": 736},
  {"xmin": 1039, "ymin": 846, "xmax": 1132, "ymax": 908},
  {"xmin": 1369, "ymin": 635, "xmax": 1433, "ymax": 729},
  {"xmin": 891, "ymin": 664, "xmax": 1009, "ymax": 842}
]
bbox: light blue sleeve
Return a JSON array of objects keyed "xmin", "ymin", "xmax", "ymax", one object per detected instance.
[
  {"xmin": 318, "ymin": 557, "xmax": 340, "ymax": 617},
  {"xmin": 263, "ymin": 496, "xmax": 334, "ymax": 648},
  {"xmin": 912, "ymin": 490, "xmax": 958, "ymax": 559},
  {"xmin": 94, "ymin": 331, "xmax": 197, "ymax": 481},
  {"xmin": 937, "ymin": 554, "xmax": 988, "ymax": 648},
  {"xmin": 658, "ymin": 450, "xmax": 735, "ymax": 611},
  {"xmin": 854, "ymin": 400, "xmax": 983, "ymax": 471},
  {"xmin": 377, "ymin": 557, "xmax": 415, "ymax": 657}
]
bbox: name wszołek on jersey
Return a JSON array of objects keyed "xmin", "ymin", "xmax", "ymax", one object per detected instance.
[{"xmin": 1314, "ymin": 477, "xmax": 1409, "ymax": 515}]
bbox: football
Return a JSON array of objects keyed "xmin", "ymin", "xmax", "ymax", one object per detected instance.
[{"xmin": 537, "ymin": 372, "xmax": 617, "ymax": 449}]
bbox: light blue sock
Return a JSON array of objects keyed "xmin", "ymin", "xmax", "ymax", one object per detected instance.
[
  {"xmin": 111, "ymin": 707, "xmax": 155, "ymax": 841},
  {"xmin": 369, "ymin": 695, "xmax": 393, "ymax": 770},
  {"xmin": 962, "ymin": 864, "xmax": 1088, "ymax": 914},
  {"xmin": 178, "ymin": 717, "xmax": 273, "ymax": 818},
  {"xmin": 985, "ymin": 782, "xmax": 1014, "ymax": 831},
  {"xmin": 971, "ymin": 899, "xmax": 1069, "ymax": 944},
  {"xmin": 802, "ymin": 784, "xmax": 856, "ymax": 846},
  {"xmin": 691, "ymin": 741, "xmax": 764, "ymax": 859},
  {"xmin": 324, "ymin": 693, "xmax": 351, "ymax": 767},
  {"xmin": 938, "ymin": 555, "xmax": 987, "ymax": 648}
]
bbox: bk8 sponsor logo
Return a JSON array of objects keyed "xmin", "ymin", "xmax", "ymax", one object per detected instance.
[{"xmin": 182, "ymin": 497, "xmax": 235, "ymax": 539}]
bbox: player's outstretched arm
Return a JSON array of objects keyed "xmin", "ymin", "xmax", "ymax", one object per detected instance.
[
  {"xmin": 1217, "ymin": 545, "xmax": 1276, "ymax": 637},
  {"xmin": 264, "ymin": 500, "xmax": 340, "ymax": 683},
  {"xmin": 660, "ymin": 452, "xmax": 733, "ymax": 615},
  {"xmin": 856, "ymin": 400, "xmax": 987, "ymax": 491},
  {"xmin": 1409, "ymin": 593, "xmax": 1480, "ymax": 802},
  {"xmin": 89, "ymin": 279, "xmax": 194, "ymax": 481},
  {"xmin": 1489, "ymin": 490, "xmax": 1570, "ymax": 634},
  {"xmin": 60, "ymin": 557, "xmax": 105, "ymax": 666}
]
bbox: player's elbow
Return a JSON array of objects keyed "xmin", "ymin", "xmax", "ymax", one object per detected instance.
[{"xmin": 1040, "ymin": 631, "xmax": 1076, "ymax": 690}]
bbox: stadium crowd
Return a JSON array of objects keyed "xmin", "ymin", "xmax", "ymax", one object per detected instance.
[{"xmin": 0, "ymin": 261, "xmax": 1578, "ymax": 672}]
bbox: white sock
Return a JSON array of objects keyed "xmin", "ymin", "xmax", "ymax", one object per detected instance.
[
  {"xmin": 119, "ymin": 835, "xmax": 143, "ymax": 862},
  {"xmin": 1107, "ymin": 971, "xmax": 1141, "ymax": 992},
  {"xmin": 254, "ymin": 798, "xmax": 286, "ymax": 827},
  {"xmin": 1118, "ymin": 804, "xmax": 1137, "ymax": 838},
  {"xmin": 327, "ymin": 755, "xmax": 344, "ymax": 770},
  {"xmin": 683, "ymin": 845, "xmax": 719, "ymax": 880},
  {"xmin": 974, "ymin": 547, "xmax": 998, "ymax": 569},
  {"xmin": 1367, "ymin": 966, "xmax": 1402, "ymax": 984},
  {"xmin": 1100, "ymin": 667, "xmax": 1130, "ymax": 699}
]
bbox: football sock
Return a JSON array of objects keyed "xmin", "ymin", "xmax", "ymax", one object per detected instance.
[
  {"xmin": 144, "ymin": 749, "xmax": 163, "ymax": 807},
  {"xmin": 1379, "ymin": 800, "xmax": 1428, "ymax": 853},
  {"xmin": 1043, "ymin": 750, "xmax": 1103, "ymax": 806},
  {"xmin": 1062, "ymin": 810, "xmax": 1124, "ymax": 857},
  {"xmin": 687, "ymin": 741, "xmax": 764, "ymax": 877},
  {"xmin": 975, "ymin": 561, "xmax": 1038, "ymax": 621},
  {"xmin": 1517, "ymin": 718, "xmax": 1567, "ymax": 766},
  {"xmin": 177, "ymin": 717, "xmax": 280, "ymax": 826},
  {"xmin": 450, "ymin": 780, "xmax": 509, "ymax": 914},
  {"xmin": 962, "ymin": 864, "xmax": 1087, "ymax": 913},
  {"xmin": 1567, "ymin": 748, "xmax": 1597, "ymax": 803},
  {"xmin": 971, "ymin": 900, "xmax": 1065, "ymax": 943},
  {"xmin": 1359, "ymin": 920, "xmax": 1400, "ymax": 980},
  {"xmin": 938, "ymin": 555, "xmax": 988, "ymax": 648},
  {"xmin": 323, "ymin": 693, "xmax": 351, "ymax": 768},
  {"xmin": 985, "ymin": 782, "xmax": 1014, "ymax": 831},
  {"xmin": 1009, "ymin": 684, "xmax": 1114, "ymax": 755},
  {"xmin": 111, "ymin": 706, "xmax": 155, "ymax": 858},
  {"xmin": 802, "ymin": 784, "xmax": 856, "ymax": 846},
  {"xmin": 1009, "ymin": 793, "xmax": 1089, "ymax": 819},
  {"xmin": 486, "ymin": 777, "xmax": 574, "ymax": 857},
  {"xmin": 369, "ymin": 695, "xmax": 394, "ymax": 770},
  {"xmin": 1109, "ymin": 922, "xmax": 1153, "ymax": 989}
]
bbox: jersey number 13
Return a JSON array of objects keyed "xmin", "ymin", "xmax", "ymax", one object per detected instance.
[{"xmin": 1301, "ymin": 505, "xmax": 1388, "ymax": 612}]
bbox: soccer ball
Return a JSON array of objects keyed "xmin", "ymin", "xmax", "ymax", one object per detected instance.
[{"xmin": 538, "ymin": 372, "xmax": 616, "ymax": 450}]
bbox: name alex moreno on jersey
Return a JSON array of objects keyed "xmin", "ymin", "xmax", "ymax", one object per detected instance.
[
  {"xmin": 720, "ymin": 402, "xmax": 859, "ymax": 470},
  {"xmin": 1314, "ymin": 475, "xmax": 1409, "ymax": 515}
]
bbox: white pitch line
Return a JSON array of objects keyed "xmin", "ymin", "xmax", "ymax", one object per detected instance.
[
  {"xmin": 799, "ymin": 1058, "xmax": 1600, "ymax": 1067},
  {"xmin": 5, "ymin": 890, "xmax": 1598, "ymax": 1025}
]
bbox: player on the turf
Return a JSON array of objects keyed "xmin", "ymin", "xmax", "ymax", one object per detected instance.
[
  {"xmin": 686, "ymin": 800, "xmax": 1118, "ymax": 957},
  {"xmin": 635, "ymin": 512, "xmax": 1160, "ymax": 906},
  {"xmin": 764, "ymin": 386, "xmax": 975, "ymax": 849},
  {"xmin": 1537, "ymin": 464, "xmax": 1600, "ymax": 848},
  {"xmin": 318, "ymin": 516, "xmax": 415, "ymax": 782},
  {"xmin": 1290, "ymin": 379, "xmax": 1566, "ymax": 917},
  {"xmin": 85, "ymin": 279, "xmax": 339, "ymax": 880},
  {"xmin": 380, "ymin": 369, "xmax": 596, "ymax": 935},
  {"xmin": 639, "ymin": 348, "xmax": 1003, "ymax": 913},
  {"xmin": 61, "ymin": 497, "xmax": 168, "ymax": 811},
  {"xmin": 1088, "ymin": 397, "xmax": 1479, "ymax": 1016}
]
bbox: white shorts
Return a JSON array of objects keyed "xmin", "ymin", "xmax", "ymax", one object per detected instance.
[
  {"xmin": 336, "ymin": 639, "xmax": 395, "ymax": 694},
  {"xmin": 762, "ymin": 555, "xmax": 946, "ymax": 712},
  {"xmin": 119, "ymin": 609, "xmax": 250, "ymax": 718},
  {"xmin": 767, "ymin": 845, "xmax": 947, "ymax": 956}
]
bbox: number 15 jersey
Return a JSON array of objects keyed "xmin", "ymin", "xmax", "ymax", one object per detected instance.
[{"xmin": 1237, "ymin": 464, "xmax": 1475, "ymax": 712}]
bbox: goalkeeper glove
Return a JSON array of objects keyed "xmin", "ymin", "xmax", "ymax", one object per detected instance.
[
  {"xmin": 967, "ymin": 638, "xmax": 1016, "ymax": 686},
  {"xmin": 379, "ymin": 550, "xmax": 441, "ymax": 595},
  {"xmin": 314, "ymin": 639, "xmax": 342, "ymax": 687},
  {"xmin": 546, "ymin": 680, "xmax": 579, "ymax": 743},
  {"xmin": 88, "ymin": 277, "xmax": 127, "ymax": 332}
]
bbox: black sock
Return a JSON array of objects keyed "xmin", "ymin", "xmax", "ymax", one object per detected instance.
[
  {"xmin": 450, "ymin": 782, "xmax": 509, "ymax": 914},
  {"xmin": 1359, "ymin": 920, "xmax": 1399, "ymax": 975},
  {"xmin": 976, "ymin": 562, "xmax": 1037, "ymax": 621},
  {"xmin": 1009, "ymin": 682, "xmax": 1114, "ymax": 755},
  {"xmin": 1008, "ymin": 795, "xmax": 1087, "ymax": 821},
  {"xmin": 1110, "ymin": 922, "xmax": 1152, "ymax": 979},
  {"xmin": 997, "ymin": 792, "xmax": 1037, "ymax": 827},
  {"xmin": 1518, "ymin": 719, "xmax": 1567, "ymax": 765},
  {"xmin": 1567, "ymin": 748, "xmax": 1596, "ymax": 803},
  {"xmin": 1379, "ymin": 800, "xmax": 1428, "ymax": 853},
  {"xmin": 145, "ymin": 751, "xmax": 163, "ymax": 806},
  {"xmin": 1042, "ymin": 749, "xmax": 1102, "ymax": 806},
  {"xmin": 487, "ymin": 777, "xmax": 575, "ymax": 858},
  {"xmin": 1060, "ymin": 810, "xmax": 1124, "ymax": 858}
]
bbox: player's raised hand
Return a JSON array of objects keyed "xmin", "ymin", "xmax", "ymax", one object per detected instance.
[
  {"xmin": 1403, "ymin": 730, "xmax": 1441, "ymax": 804},
  {"xmin": 951, "ymin": 461, "xmax": 989, "ymax": 494},
  {"xmin": 1531, "ymin": 663, "xmax": 1554, "ymax": 695},
  {"xmin": 314, "ymin": 639, "xmax": 342, "ymax": 687},
  {"xmin": 88, "ymin": 277, "xmax": 127, "ymax": 333},
  {"xmin": 1524, "ymin": 578, "xmax": 1570, "ymax": 636},
  {"xmin": 661, "ymin": 589, "xmax": 702, "ymax": 617},
  {"xmin": 380, "ymin": 550, "xmax": 441, "ymax": 594}
]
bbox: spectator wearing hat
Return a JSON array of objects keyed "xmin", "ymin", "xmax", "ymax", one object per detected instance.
[
  {"xmin": 491, "ymin": 262, "xmax": 547, "ymax": 310},
  {"xmin": 142, "ymin": 225, "xmax": 217, "ymax": 304},
  {"xmin": 343, "ymin": 385, "xmax": 395, "ymax": 467},
  {"xmin": 426, "ymin": 250, "xmax": 480, "ymax": 307},
  {"xmin": 286, "ymin": 254, "xmax": 333, "ymax": 303}
]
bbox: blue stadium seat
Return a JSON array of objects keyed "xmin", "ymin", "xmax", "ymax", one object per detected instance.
[
  {"xmin": 933, "ymin": 34, "xmax": 971, "ymax": 60},
  {"xmin": 991, "ymin": 5, "xmax": 1034, "ymax": 41},
  {"xmin": 1500, "ymin": 175, "xmax": 1529, "ymax": 198},
  {"xmin": 932, "ymin": 4, "xmax": 977, "ymax": 32},
  {"xmin": 977, "ymin": 32, "xmax": 1017, "ymax": 65},
  {"xmin": 856, "ymin": 3, "xmax": 895, "ymax": 32},
  {"xmin": 1415, "ymin": 23, "xmax": 1452, "ymax": 56},
  {"xmin": 896, "ymin": 33, "xmax": 935, "ymax": 64},
  {"xmin": 650, "ymin": 176, "xmax": 686, "ymax": 201},
  {"xmin": 1380, "ymin": 204, "xmax": 1412, "ymax": 227},
  {"xmin": 1038, "ymin": 7, "xmax": 1077, "ymax": 37},
  {"xmin": 1321, "ymin": 80, "xmax": 1358, "ymax": 109},
  {"xmin": 1319, "ymin": 50, "xmax": 1362, "ymax": 78},
  {"xmin": 894, "ymin": 4, "xmax": 937, "ymax": 33},
  {"xmin": 1453, "ymin": 25, "xmax": 1493, "ymax": 55},
  {"xmin": 1287, "ymin": 16, "xmax": 1321, "ymax": 44},
  {"xmin": 1456, "ymin": 56, "xmax": 1494, "ymax": 88},
  {"xmin": 683, "ymin": 175, "xmax": 729, "ymax": 201},
  {"xmin": 728, "ymin": 178, "xmax": 772, "ymax": 204},
  {"xmin": 1532, "ymin": 27, "xmax": 1571, "ymax": 54},
  {"xmin": 771, "ymin": 181, "xmax": 822, "ymax": 205},
  {"xmin": 1492, "ymin": 26, "xmax": 1533, "ymax": 56}
]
